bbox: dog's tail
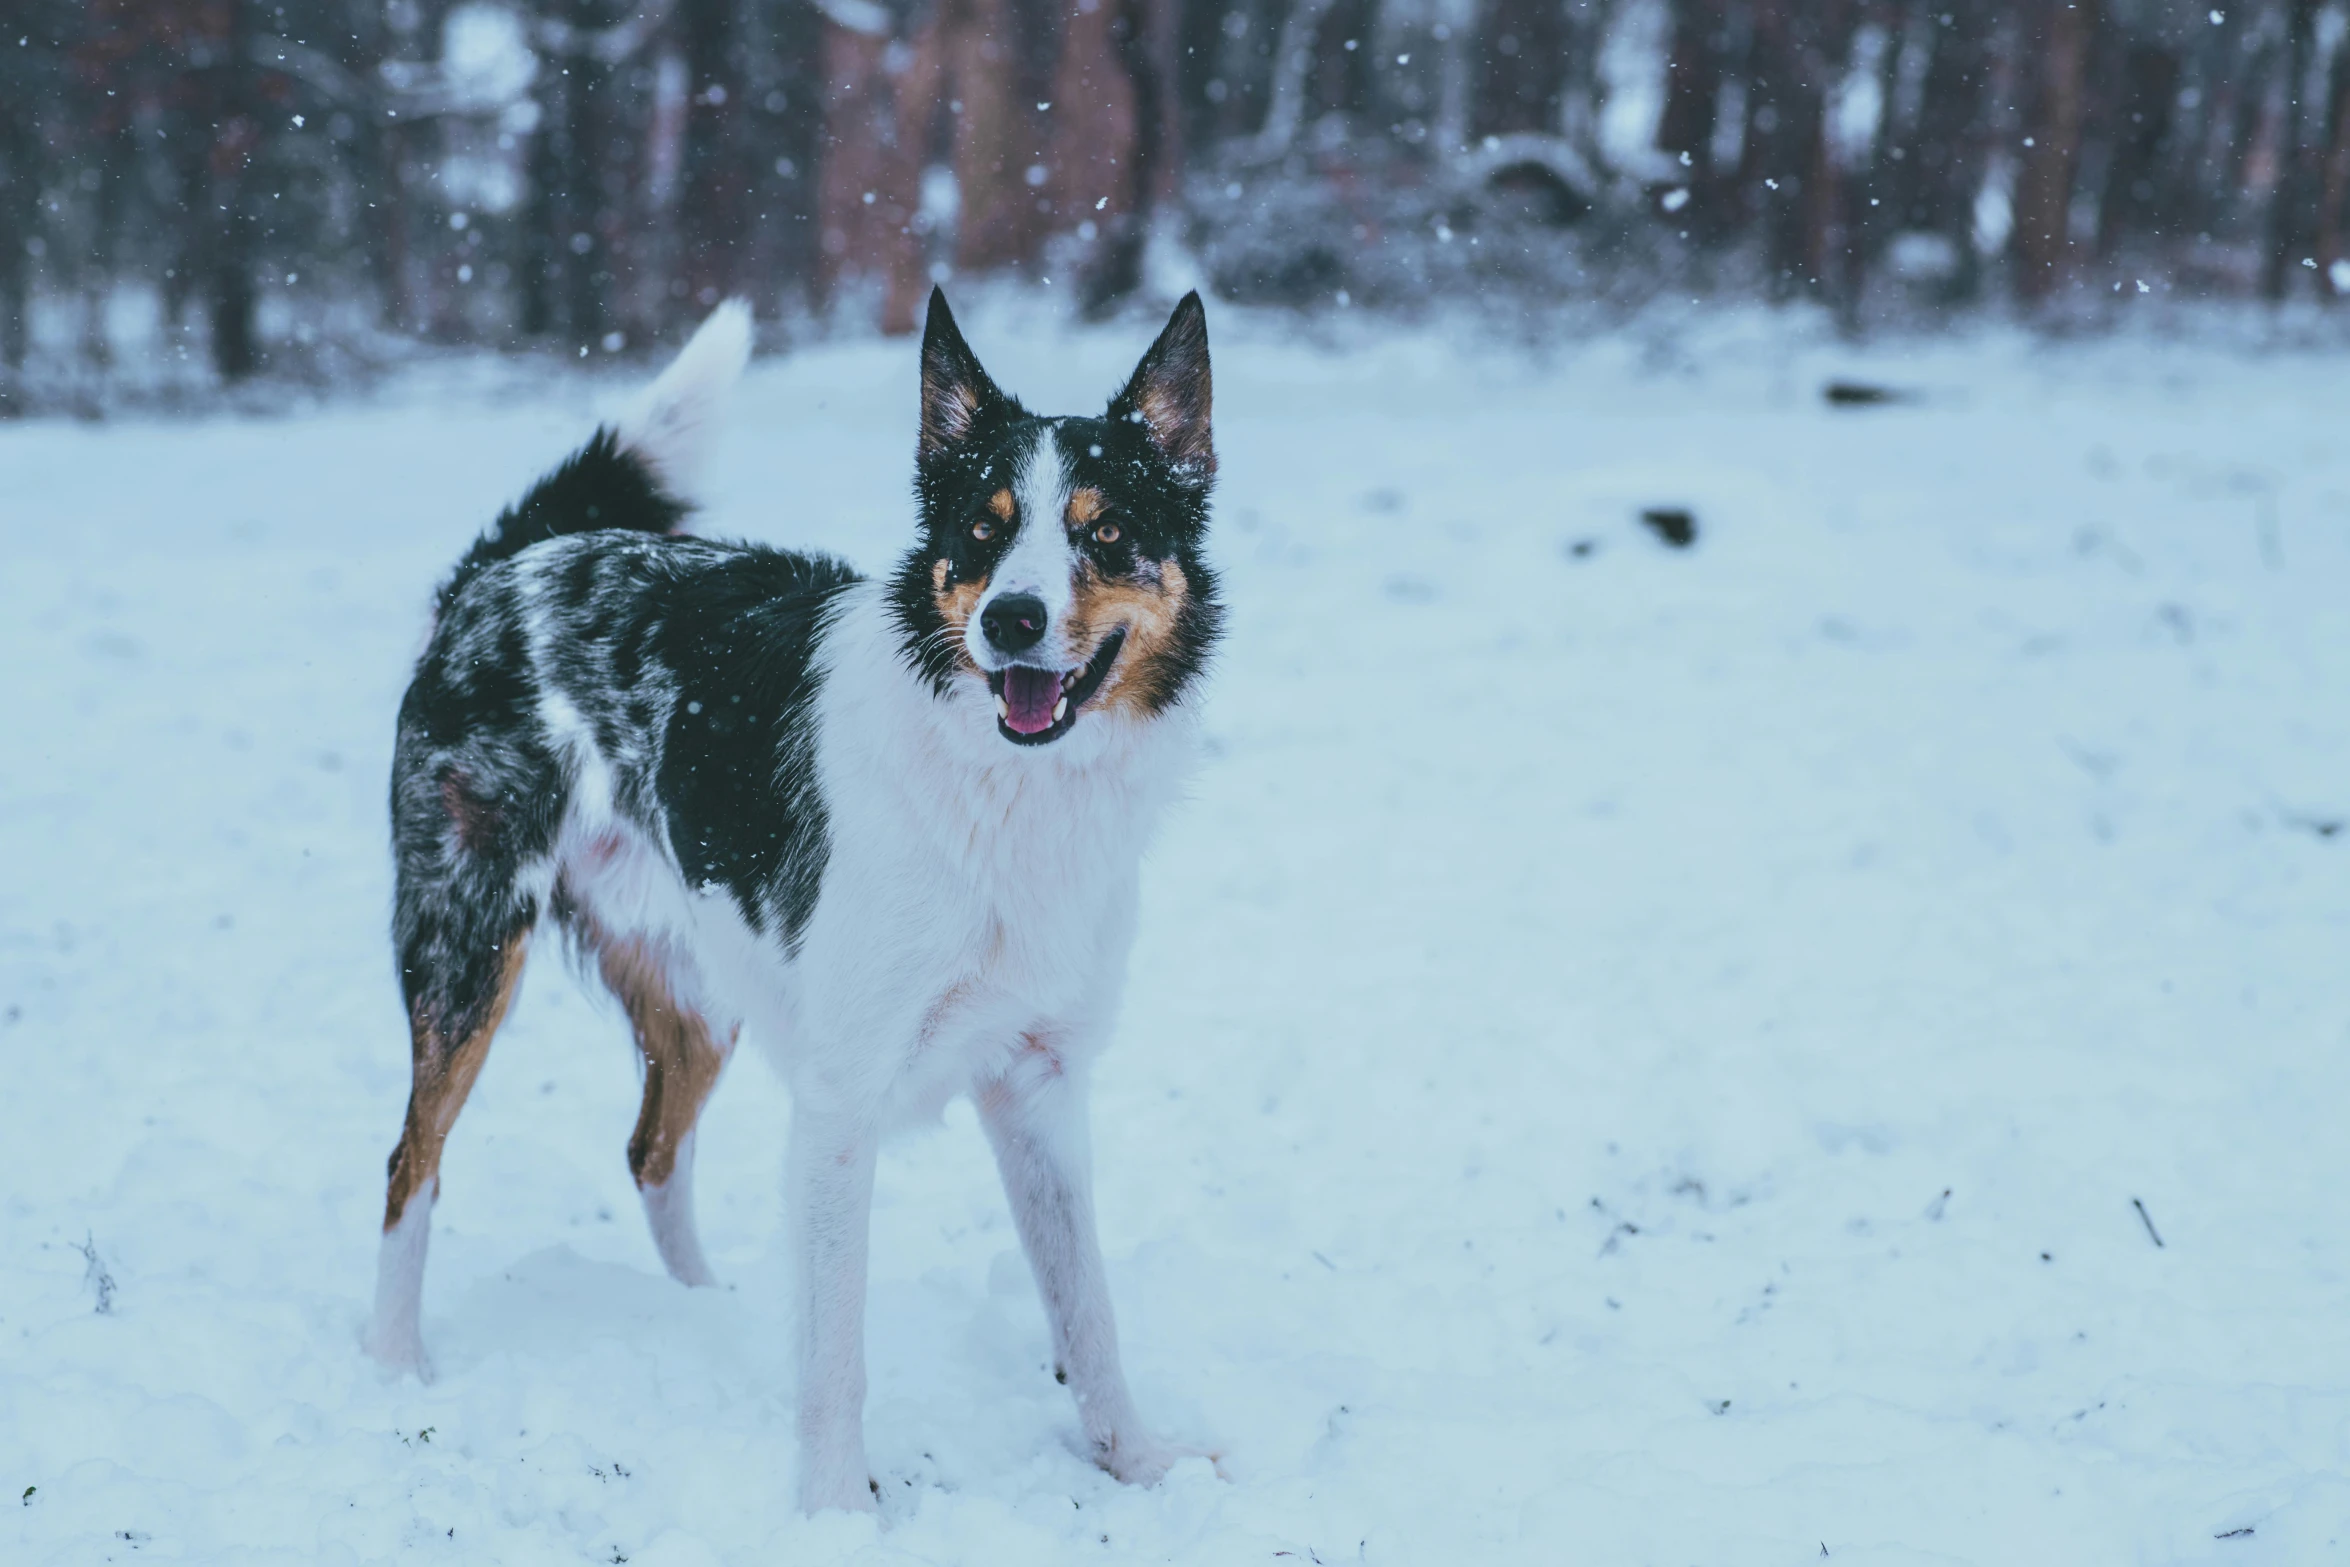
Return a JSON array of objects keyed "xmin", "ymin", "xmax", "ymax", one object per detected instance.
[{"xmin": 437, "ymin": 300, "xmax": 754, "ymax": 614}]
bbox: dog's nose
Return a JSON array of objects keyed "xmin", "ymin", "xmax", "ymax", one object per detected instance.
[{"xmin": 980, "ymin": 593, "xmax": 1049, "ymax": 655}]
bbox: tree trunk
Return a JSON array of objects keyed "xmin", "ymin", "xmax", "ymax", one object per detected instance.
[
  {"xmin": 1474, "ymin": 0, "xmax": 1573, "ymax": 139},
  {"xmin": 1303, "ymin": 0, "xmax": 1376, "ymax": 123},
  {"xmin": 1897, "ymin": 0, "xmax": 1997, "ymax": 285},
  {"xmin": 2012, "ymin": 0, "xmax": 2095, "ymax": 302},
  {"xmin": 209, "ymin": 0, "xmax": 263, "ymax": 380},
  {"xmin": 2263, "ymin": 0, "xmax": 2320, "ymax": 300},
  {"xmin": 1173, "ymin": 0, "xmax": 1234, "ymax": 157},
  {"xmin": 565, "ymin": 42, "xmax": 614, "ymax": 347},
  {"xmin": 1252, "ymin": 0, "xmax": 1338, "ymax": 153},
  {"xmin": 2316, "ymin": 44, "xmax": 2350, "ymax": 297},
  {"xmin": 680, "ymin": 0, "xmax": 747, "ymax": 314},
  {"xmin": 1836, "ymin": 13, "xmax": 1908, "ymax": 329},
  {"xmin": 2221, "ymin": 20, "xmax": 2273, "ymax": 222},
  {"xmin": 1559, "ymin": 0, "xmax": 1619, "ymax": 162},
  {"xmin": 1049, "ymin": 0, "xmax": 1144, "ymax": 313},
  {"xmin": 1740, "ymin": 0, "xmax": 1839, "ymax": 295},
  {"xmin": 0, "ymin": 107, "xmax": 32, "ymax": 372},
  {"xmin": 325, "ymin": 6, "xmax": 406, "ymax": 334},
  {"xmin": 521, "ymin": 81, "xmax": 564, "ymax": 336},
  {"xmin": 1657, "ymin": 0, "xmax": 1726, "ymax": 180},
  {"xmin": 1081, "ymin": 0, "xmax": 1178, "ymax": 313},
  {"xmin": 2095, "ymin": 42, "xmax": 2178, "ymax": 254},
  {"xmin": 814, "ymin": 12, "xmax": 939, "ymax": 334},
  {"xmin": 79, "ymin": 107, "xmax": 139, "ymax": 366},
  {"xmin": 736, "ymin": 0, "xmax": 824, "ymax": 315},
  {"xmin": 948, "ymin": 0, "xmax": 1050, "ymax": 274},
  {"xmin": 885, "ymin": 19, "xmax": 947, "ymax": 332},
  {"xmin": 1141, "ymin": 0, "xmax": 1183, "ymax": 208}
]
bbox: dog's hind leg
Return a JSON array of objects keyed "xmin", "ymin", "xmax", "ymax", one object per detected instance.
[
  {"xmin": 592, "ymin": 936, "xmax": 734, "ymax": 1287},
  {"xmin": 976, "ymin": 1035, "xmax": 1200, "ymax": 1486},
  {"xmin": 370, "ymin": 721, "xmax": 559, "ymax": 1380},
  {"xmin": 366, "ymin": 918, "xmax": 533, "ymax": 1380}
]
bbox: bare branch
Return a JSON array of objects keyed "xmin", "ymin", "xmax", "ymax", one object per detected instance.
[
  {"xmin": 808, "ymin": 0, "xmax": 894, "ymax": 37},
  {"xmin": 1454, "ymin": 130, "xmax": 1601, "ymax": 203},
  {"xmin": 1241, "ymin": 0, "xmax": 1340, "ymax": 159}
]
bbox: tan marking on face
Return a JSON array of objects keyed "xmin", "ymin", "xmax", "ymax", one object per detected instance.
[
  {"xmin": 383, "ymin": 932, "xmax": 531, "ymax": 1228},
  {"xmin": 929, "ymin": 556, "xmax": 987, "ymax": 674},
  {"xmin": 934, "ymin": 574, "xmax": 984, "ymax": 636},
  {"xmin": 988, "ymin": 487, "xmax": 1016, "ymax": 520},
  {"xmin": 591, "ymin": 932, "xmax": 734, "ymax": 1190},
  {"xmin": 1068, "ymin": 557, "xmax": 1192, "ymax": 718},
  {"xmin": 1065, "ymin": 487, "xmax": 1106, "ymax": 527}
]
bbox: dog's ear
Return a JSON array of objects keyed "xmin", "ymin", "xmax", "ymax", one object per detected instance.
[
  {"xmin": 1109, "ymin": 291, "xmax": 1213, "ymax": 487},
  {"xmin": 919, "ymin": 289, "xmax": 1008, "ymax": 458}
]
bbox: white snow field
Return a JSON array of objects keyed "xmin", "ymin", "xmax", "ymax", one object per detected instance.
[{"xmin": 4, "ymin": 308, "xmax": 2349, "ymax": 1566}]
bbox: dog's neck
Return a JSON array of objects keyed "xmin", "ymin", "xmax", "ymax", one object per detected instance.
[{"xmin": 821, "ymin": 580, "xmax": 1202, "ymax": 855}]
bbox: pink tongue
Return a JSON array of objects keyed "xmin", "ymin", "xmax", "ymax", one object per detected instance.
[{"xmin": 1002, "ymin": 665, "xmax": 1062, "ymax": 734}]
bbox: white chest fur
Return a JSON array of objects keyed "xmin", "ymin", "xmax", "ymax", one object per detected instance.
[{"xmin": 769, "ymin": 583, "xmax": 1196, "ymax": 1119}]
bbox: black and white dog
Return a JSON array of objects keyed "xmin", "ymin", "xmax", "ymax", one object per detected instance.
[{"xmin": 364, "ymin": 291, "xmax": 1222, "ymax": 1512}]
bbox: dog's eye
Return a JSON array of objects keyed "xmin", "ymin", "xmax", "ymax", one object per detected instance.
[
  {"xmin": 971, "ymin": 519, "xmax": 995, "ymax": 542},
  {"xmin": 1093, "ymin": 521, "xmax": 1121, "ymax": 545}
]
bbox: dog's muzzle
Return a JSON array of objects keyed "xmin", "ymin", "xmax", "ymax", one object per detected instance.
[{"xmin": 987, "ymin": 628, "xmax": 1127, "ymax": 746}]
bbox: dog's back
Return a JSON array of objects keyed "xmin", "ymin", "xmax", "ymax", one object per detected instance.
[{"xmin": 432, "ymin": 298, "xmax": 752, "ymax": 615}]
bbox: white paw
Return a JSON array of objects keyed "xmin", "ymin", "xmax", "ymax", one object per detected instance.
[
  {"xmin": 361, "ymin": 1322, "xmax": 435, "ymax": 1384},
  {"xmin": 1097, "ymin": 1432, "xmax": 1222, "ymax": 1487},
  {"xmin": 799, "ymin": 1469, "xmax": 880, "ymax": 1516},
  {"xmin": 664, "ymin": 1256, "xmax": 720, "ymax": 1290}
]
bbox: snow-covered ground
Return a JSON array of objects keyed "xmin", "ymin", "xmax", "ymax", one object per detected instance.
[{"xmin": 4, "ymin": 307, "xmax": 2348, "ymax": 1565}]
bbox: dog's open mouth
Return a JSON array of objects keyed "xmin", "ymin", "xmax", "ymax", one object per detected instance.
[{"xmin": 987, "ymin": 628, "xmax": 1127, "ymax": 745}]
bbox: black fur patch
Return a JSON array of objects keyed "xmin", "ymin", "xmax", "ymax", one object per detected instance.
[
  {"xmin": 437, "ymin": 427, "xmax": 689, "ymax": 617},
  {"xmin": 647, "ymin": 547, "xmax": 851, "ymax": 944},
  {"xmin": 392, "ymin": 436, "xmax": 860, "ymax": 1031}
]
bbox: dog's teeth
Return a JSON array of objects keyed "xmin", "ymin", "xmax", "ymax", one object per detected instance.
[
  {"xmin": 1053, "ymin": 696, "xmax": 1069, "ymax": 723},
  {"xmin": 996, "ymin": 696, "xmax": 1010, "ymax": 720}
]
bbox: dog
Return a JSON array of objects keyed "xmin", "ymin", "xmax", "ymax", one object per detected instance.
[{"xmin": 363, "ymin": 289, "xmax": 1222, "ymax": 1513}]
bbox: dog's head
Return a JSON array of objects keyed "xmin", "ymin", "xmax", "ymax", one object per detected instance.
[{"xmin": 890, "ymin": 289, "xmax": 1223, "ymax": 748}]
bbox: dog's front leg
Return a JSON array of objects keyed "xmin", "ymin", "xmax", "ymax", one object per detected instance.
[
  {"xmin": 788, "ymin": 1102, "xmax": 881, "ymax": 1513},
  {"xmin": 977, "ymin": 1053, "xmax": 1194, "ymax": 1486}
]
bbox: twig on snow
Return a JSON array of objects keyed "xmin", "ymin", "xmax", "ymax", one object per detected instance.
[
  {"xmin": 75, "ymin": 1233, "xmax": 115, "ymax": 1315},
  {"xmin": 2131, "ymin": 1198, "xmax": 2165, "ymax": 1249}
]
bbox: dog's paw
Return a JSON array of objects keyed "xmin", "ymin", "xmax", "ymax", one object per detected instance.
[
  {"xmin": 798, "ymin": 1470, "xmax": 881, "ymax": 1516},
  {"xmin": 1096, "ymin": 1432, "xmax": 1223, "ymax": 1488},
  {"xmin": 361, "ymin": 1320, "xmax": 435, "ymax": 1383}
]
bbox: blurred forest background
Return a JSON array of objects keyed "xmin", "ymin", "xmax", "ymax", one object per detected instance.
[{"xmin": 3, "ymin": 0, "xmax": 2348, "ymax": 399}]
